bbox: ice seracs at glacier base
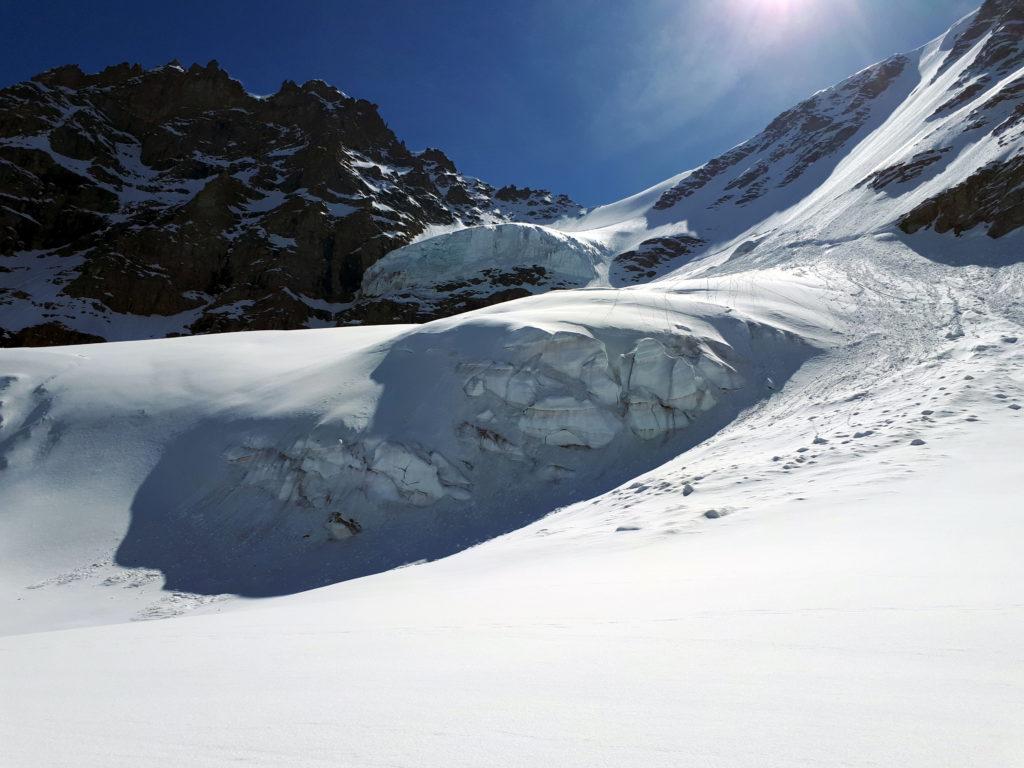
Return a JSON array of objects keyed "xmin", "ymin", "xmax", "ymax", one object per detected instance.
[{"xmin": 2, "ymin": 3, "xmax": 1024, "ymax": 767}]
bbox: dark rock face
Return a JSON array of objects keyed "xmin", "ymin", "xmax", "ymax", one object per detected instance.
[
  {"xmin": 611, "ymin": 235, "xmax": 706, "ymax": 284},
  {"xmin": 349, "ymin": 285, "xmax": 535, "ymax": 325},
  {"xmin": 0, "ymin": 322, "xmax": 105, "ymax": 347},
  {"xmin": 898, "ymin": 154, "xmax": 1024, "ymax": 238},
  {"xmin": 858, "ymin": 149, "xmax": 950, "ymax": 192},
  {"xmin": 0, "ymin": 62, "xmax": 582, "ymax": 346}
]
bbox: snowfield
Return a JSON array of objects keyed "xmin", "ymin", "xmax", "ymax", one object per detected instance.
[
  {"xmin": 3, "ymin": 3, "xmax": 1024, "ymax": 766},
  {"xmin": 2, "ymin": 234, "xmax": 1022, "ymax": 766}
]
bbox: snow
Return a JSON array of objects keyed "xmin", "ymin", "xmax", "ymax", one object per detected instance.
[
  {"xmin": 360, "ymin": 14, "xmax": 1024, "ymax": 302},
  {"xmin": 1, "ymin": 252, "xmax": 1022, "ymax": 765},
  {"xmin": 543, "ymin": 11, "xmax": 1024, "ymax": 275},
  {"xmin": 363, "ymin": 222, "xmax": 607, "ymax": 299},
  {"xmin": 265, "ymin": 233, "xmax": 297, "ymax": 249},
  {"xmin": 3, "ymin": 6, "xmax": 1024, "ymax": 766},
  {"xmin": 0, "ymin": 267, "xmax": 828, "ymax": 629}
]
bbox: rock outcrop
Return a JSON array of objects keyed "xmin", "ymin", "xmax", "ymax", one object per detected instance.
[
  {"xmin": 610, "ymin": 235, "xmax": 706, "ymax": 284},
  {"xmin": 0, "ymin": 62, "xmax": 582, "ymax": 346},
  {"xmin": 652, "ymin": 56, "xmax": 909, "ymax": 213},
  {"xmin": 899, "ymin": 154, "xmax": 1024, "ymax": 238}
]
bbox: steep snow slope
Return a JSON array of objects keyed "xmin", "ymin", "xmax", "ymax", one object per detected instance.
[
  {"xmin": 346, "ymin": 1, "xmax": 1024, "ymax": 311},
  {"xmin": 554, "ymin": 1, "xmax": 1024, "ymax": 275}
]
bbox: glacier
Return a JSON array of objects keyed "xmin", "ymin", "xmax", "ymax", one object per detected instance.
[{"xmin": 2, "ymin": 3, "xmax": 1024, "ymax": 767}]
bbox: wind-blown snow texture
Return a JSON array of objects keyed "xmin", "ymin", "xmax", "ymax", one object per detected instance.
[{"xmin": 2, "ymin": 4, "xmax": 1023, "ymax": 767}]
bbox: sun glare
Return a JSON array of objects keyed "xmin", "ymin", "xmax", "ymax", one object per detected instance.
[
  {"xmin": 751, "ymin": 0, "xmax": 810, "ymax": 14},
  {"xmin": 732, "ymin": 0, "xmax": 821, "ymax": 33}
]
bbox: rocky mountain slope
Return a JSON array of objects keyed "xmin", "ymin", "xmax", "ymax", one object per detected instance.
[
  {"xmin": 4, "ymin": 0, "xmax": 1020, "ymax": 617},
  {"xmin": 4, "ymin": 1, "xmax": 1021, "ymax": 346},
  {"xmin": 0, "ymin": 61, "xmax": 581, "ymax": 345},
  {"xmin": 555, "ymin": 0, "xmax": 1024, "ymax": 274},
  {"xmin": 342, "ymin": 0, "xmax": 1024, "ymax": 318}
]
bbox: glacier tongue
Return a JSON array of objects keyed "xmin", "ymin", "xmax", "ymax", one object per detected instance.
[{"xmin": 356, "ymin": 223, "xmax": 607, "ymax": 320}]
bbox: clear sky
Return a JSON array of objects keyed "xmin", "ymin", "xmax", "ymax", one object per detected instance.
[{"xmin": 1, "ymin": 0, "xmax": 980, "ymax": 206}]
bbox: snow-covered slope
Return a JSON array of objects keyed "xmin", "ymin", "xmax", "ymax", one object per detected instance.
[
  {"xmin": 3, "ymin": 3, "xmax": 1024, "ymax": 766},
  {"xmin": 1, "ymin": 266, "xmax": 832, "ymax": 630},
  {"xmin": 344, "ymin": 0, "xmax": 1024, "ymax": 310},
  {"xmin": 553, "ymin": 0, "xmax": 1024, "ymax": 275},
  {"xmin": 2, "ymin": 232, "xmax": 1022, "ymax": 766}
]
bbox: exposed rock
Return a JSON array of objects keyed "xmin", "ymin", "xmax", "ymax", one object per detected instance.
[
  {"xmin": 653, "ymin": 56, "xmax": 907, "ymax": 211},
  {"xmin": 859, "ymin": 149, "xmax": 950, "ymax": 192},
  {"xmin": 0, "ymin": 62, "xmax": 582, "ymax": 346},
  {"xmin": 611, "ymin": 235, "xmax": 706, "ymax": 283},
  {"xmin": 1, "ymin": 322, "xmax": 105, "ymax": 347},
  {"xmin": 898, "ymin": 154, "xmax": 1024, "ymax": 238}
]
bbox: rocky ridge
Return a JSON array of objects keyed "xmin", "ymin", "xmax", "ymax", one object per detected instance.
[{"xmin": 0, "ymin": 61, "xmax": 582, "ymax": 345}]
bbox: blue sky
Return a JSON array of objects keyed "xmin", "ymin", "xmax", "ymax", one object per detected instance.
[{"xmin": 1, "ymin": 0, "xmax": 979, "ymax": 205}]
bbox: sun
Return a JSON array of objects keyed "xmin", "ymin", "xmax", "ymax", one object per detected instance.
[
  {"xmin": 751, "ymin": 0, "xmax": 810, "ymax": 11},
  {"xmin": 733, "ymin": 0, "xmax": 818, "ymax": 28}
]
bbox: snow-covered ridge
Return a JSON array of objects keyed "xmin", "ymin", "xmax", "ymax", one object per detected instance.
[
  {"xmin": 3, "ymin": 220, "xmax": 1023, "ymax": 765},
  {"xmin": 345, "ymin": 0, "xmax": 1024, "ymax": 313},
  {"xmin": 3, "ymin": 6, "xmax": 1024, "ymax": 766},
  {"xmin": 547, "ymin": 0, "xmax": 1024, "ymax": 272}
]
